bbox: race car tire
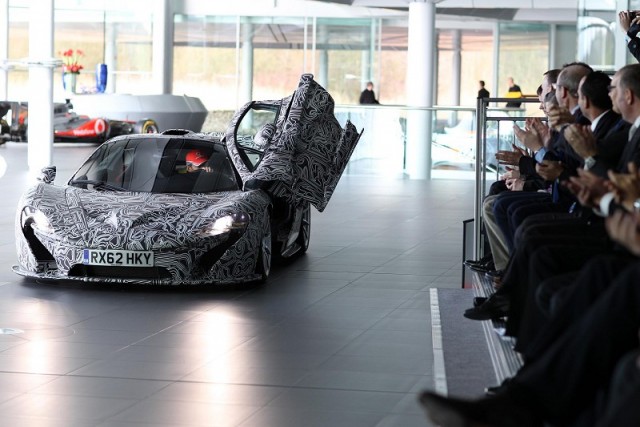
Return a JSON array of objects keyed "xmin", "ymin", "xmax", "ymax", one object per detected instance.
[
  {"xmin": 256, "ymin": 211, "xmax": 272, "ymax": 283},
  {"xmin": 134, "ymin": 119, "xmax": 159, "ymax": 134},
  {"xmin": 295, "ymin": 202, "xmax": 311, "ymax": 254}
]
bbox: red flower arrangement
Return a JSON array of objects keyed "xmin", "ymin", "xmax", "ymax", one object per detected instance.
[{"xmin": 60, "ymin": 49, "xmax": 84, "ymax": 74}]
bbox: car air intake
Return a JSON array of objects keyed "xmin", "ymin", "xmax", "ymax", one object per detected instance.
[
  {"xmin": 68, "ymin": 265, "xmax": 172, "ymax": 280},
  {"xmin": 161, "ymin": 129, "xmax": 192, "ymax": 135}
]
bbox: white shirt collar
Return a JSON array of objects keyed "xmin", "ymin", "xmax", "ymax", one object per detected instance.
[
  {"xmin": 570, "ymin": 104, "xmax": 581, "ymax": 115},
  {"xmin": 628, "ymin": 115, "xmax": 640, "ymax": 141},
  {"xmin": 590, "ymin": 110, "xmax": 609, "ymax": 132}
]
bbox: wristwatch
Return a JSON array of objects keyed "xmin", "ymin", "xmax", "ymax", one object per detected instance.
[{"xmin": 584, "ymin": 156, "xmax": 596, "ymax": 170}]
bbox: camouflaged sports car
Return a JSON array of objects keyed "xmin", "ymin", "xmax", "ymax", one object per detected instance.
[{"xmin": 13, "ymin": 74, "xmax": 362, "ymax": 285}]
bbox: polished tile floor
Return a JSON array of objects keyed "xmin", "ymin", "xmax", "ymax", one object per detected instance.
[{"xmin": 0, "ymin": 142, "xmax": 474, "ymax": 427}]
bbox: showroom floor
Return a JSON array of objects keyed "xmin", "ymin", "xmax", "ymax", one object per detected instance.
[{"xmin": 0, "ymin": 142, "xmax": 474, "ymax": 427}]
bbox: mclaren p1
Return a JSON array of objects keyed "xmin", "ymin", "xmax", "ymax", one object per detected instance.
[{"xmin": 13, "ymin": 74, "xmax": 362, "ymax": 285}]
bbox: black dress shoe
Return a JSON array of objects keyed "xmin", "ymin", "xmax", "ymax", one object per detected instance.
[
  {"xmin": 418, "ymin": 390, "xmax": 542, "ymax": 427},
  {"xmin": 485, "ymin": 377, "xmax": 512, "ymax": 396},
  {"xmin": 468, "ymin": 260, "xmax": 495, "ymax": 273},
  {"xmin": 473, "ymin": 296, "xmax": 487, "ymax": 307},
  {"xmin": 464, "ymin": 254, "xmax": 492, "ymax": 268},
  {"xmin": 464, "ymin": 294, "xmax": 510, "ymax": 320},
  {"xmin": 485, "ymin": 269, "xmax": 503, "ymax": 279}
]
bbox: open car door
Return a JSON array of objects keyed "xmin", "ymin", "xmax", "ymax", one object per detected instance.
[{"xmin": 225, "ymin": 74, "xmax": 362, "ymax": 212}]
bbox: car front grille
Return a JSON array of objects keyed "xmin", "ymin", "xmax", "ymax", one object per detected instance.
[{"xmin": 68, "ymin": 265, "xmax": 172, "ymax": 280}]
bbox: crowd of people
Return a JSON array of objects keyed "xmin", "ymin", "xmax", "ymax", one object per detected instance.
[{"xmin": 419, "ymin": 10, "xmax": 640, "ymax": 427}]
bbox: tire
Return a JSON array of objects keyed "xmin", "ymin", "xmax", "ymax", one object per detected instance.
[
  {"xmin": 256, "ymin": 213, "xmax": 272, "ymax": 283},
  {"xmin": 295, "ymin": 202, "xmax": 311, "ymax": 254},
  {"xmin": 134, "ymin": 119, "xmax": 159, "ymax": 134}
]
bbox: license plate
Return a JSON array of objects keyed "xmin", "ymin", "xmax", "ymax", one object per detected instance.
[{"xmin": 83, "ymin": 249, "xmax": 154, "ymax": 267}]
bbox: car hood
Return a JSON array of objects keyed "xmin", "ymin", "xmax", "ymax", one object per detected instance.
[{"xmin": 27, "ymin": 184, "xmax": 254, "ymax": 249}]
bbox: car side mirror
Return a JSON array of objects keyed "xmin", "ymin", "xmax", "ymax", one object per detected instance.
[{"xmin": 37, "ymin": 166, "xmax": 56, "ymax": 184}]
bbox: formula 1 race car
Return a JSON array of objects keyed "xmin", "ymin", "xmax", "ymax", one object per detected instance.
[{"xmin": 0, "ymin": 100, "xmax": 158, "ymax": 144}]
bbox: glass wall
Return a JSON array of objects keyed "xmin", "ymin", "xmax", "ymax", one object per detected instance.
[
  {"xmin": 172, "ymin": 15, "xmax": 386, "ymax": 110},
  {"xmin": 251, "ymin": 17, "xmax": 309, "ymax": 101},
  {"xmin": 497, "ymin": 22, "xmax": 549, "ymax": 115},
  {"xmin": 54, "ymin": 9, "xmax": 106, "ymax": 94},
  {"xmin": 577, "ymin": 0, "xmax": 640, "ymax": 70},
  {"xmin": 105, "ymin": 11, "xmax": 153, "ymax": 95},
  {"xmin": 460, "ymin": 31, "xmax": 494, "ymax": 106},
  {"xmin": 5, "ymin": 5, "xmax": 27, "ymax": 101},
  {"xmin": 317, "ymin": 18, "xmax": 376, "ymax": 105},
  {"xmin": 378, "ymin": 21, "xmax": 408, "ymax": 105},
  {"xmin": 577, "ymin": 0, "xmax": 617, "ymax": 71},
  {"xmin": 173, "ymin": 15, "xmax": 239, "ymax": 111},
  {"xmin": 436, "ymin": 29, "xmax": 494, "ymax": 107},
  {"xmin": 6, "ymin": 3, "xmax": 153, "ymax": 101},
  {"xmin": 4, "ymin": 4, "xmax": 514, "ymax": 114},
  {"xmin": 2, "ymin": 2, "xmax": 562, "ymax": 179}
]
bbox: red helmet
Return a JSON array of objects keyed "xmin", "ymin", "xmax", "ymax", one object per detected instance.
[{"xmin": 185, "ymin": 149, "xmax": 208, "ymax": 167}]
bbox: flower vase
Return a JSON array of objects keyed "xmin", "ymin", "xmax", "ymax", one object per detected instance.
[{"xmin": 63, "ymin": 73, "xmax": 78, "ymax": 94}]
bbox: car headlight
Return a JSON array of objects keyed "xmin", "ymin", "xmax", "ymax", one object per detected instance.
[
  {"xmin": 22, "ymin": 207, "xmax": 54, "ymax": 234},
  {"xmin": 200, "ymin": 212, "xmax": 250, "ymax": 237}
]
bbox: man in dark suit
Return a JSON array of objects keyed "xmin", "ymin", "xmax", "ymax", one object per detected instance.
[
  {"xmin": 515, "ymin": 64, "xmax": 640, "ymax": 348},
  {"xmin": 420, "ymin": 161, "xmax": 640, "ymax": 426},
  {"xmin": 563, "ymin": 71, "xmax": 628, "ymax": 178},
  {"xmin": 566, "ymin": 63, "xmax": 640, "ymax": 216},
  {"xmin": 472, "ymin": 71, "xmax": 560, "ymax": 276},
  {"xmin": 478, "ymin": 80, "xmax": 490, "ymax": 99},
  {"xmin": 501, "ymin": 71, "xmax": 630, "ymax": 351},
  {"xmin": 503, "ymin": 70, "xmax": 626, "ymax": 235},
  {"xmin": 422, "ymin": 263, "xmax": 640, "ymax": 427},
  {"xmin": 490, "ymin": 63, "xmax": 593, "ymax": 253},
  {"xmin": 464, "ymin": 66, "xmax": 632, "ymax": 343},
  {"xmin": 359, "ymin": 81, "xmax": 379, "ymax": 105}
]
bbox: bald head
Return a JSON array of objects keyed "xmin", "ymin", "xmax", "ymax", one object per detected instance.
[
  {"xmin": 556, "ymin": 62, "xmax": 593, "ymax": 109},
  {"xmin": 610, "ymin": 64, "xmax": 640, "ymax": 123},
  {"xmin": 617, "ymin": 64, "xmax": 640, "ymax": 98}
]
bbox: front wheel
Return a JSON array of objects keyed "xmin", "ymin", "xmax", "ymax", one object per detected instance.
[
  {"xmin": 256, "ymin": 213, "xmax": 272, "ymax": 283},
  {"xmin": 295, "ymin": 203, "xmax": 311, "ymax": 254}
]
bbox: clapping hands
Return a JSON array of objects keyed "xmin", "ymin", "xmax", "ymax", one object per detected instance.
[
  {"xmin": 607, "ymin": 162, "xmax": 640, "ymax": 212},
  {"xmin": 606, "ymin": 210, "xmax": 640, "ymax": 256},
  {"xmin": 495, "ymin": 144, "xmax": 528, "ymax": 166},
  {"xmin": 564, "ymin": 124, "xmax": 598, "ymax": 159},
  {"xmin": 547, "ymin": 105, "xmax": 574, "ymax": 131},
  {"xmin": 565, "ymin": 168, "xmax": 608, "ymax": 208},
  {"xmin": 536, "ymin": 159, "xmax": 564, "ymax": 181},
  {"xmin": 513, "ymin": 118, "xmax": 547, "ymax": 152}
]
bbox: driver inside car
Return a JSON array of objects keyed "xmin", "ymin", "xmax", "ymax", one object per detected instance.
[{"xmin": 177, "ymin": 149, "xmax": 213, "ymax": 173}]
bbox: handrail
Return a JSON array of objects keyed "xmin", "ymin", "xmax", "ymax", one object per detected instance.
[
  {"xmin": 472, "ymin": 96, "xmax": 543, "ymax": 259},
  {"xmin": 335, "ymin": 104, "xmax": 476, "ymax": 112}
]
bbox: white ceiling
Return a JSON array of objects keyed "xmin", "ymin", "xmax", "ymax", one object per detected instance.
[
  {"xmin": 350, "ymin": 0, "xmax": 579, "ymax": 8},
  {"xmin": 315, "ymin": 0, "xmax": 581, "ymax": 23}
]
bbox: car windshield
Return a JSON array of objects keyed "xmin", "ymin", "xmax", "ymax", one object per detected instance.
[{"xmin": 69, "ymin": 137, "xmax": 240, "ymax": 193}]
